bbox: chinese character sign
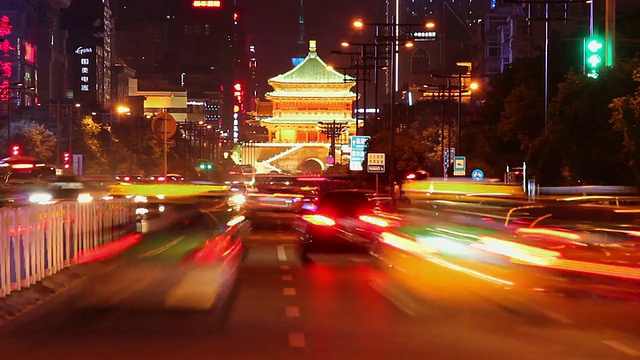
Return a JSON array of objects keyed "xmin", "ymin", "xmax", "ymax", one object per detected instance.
[
  {"xmin": 0, "ymin": 14, "xmax": 15, "ymax": 91},
  {"xmin": 349, "ymin": 135, "xmax": 370, "ymax": 171},
  {"xmin": 78, "ymin": 50, "xmax": 92, "ymax": 92}
]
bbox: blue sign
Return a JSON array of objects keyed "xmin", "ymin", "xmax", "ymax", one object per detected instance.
[
  {"xmin": 349, "ymin": 136, "xmax": 370, "ymax": 171},
  {"xmin": 453, "ymin": 156, "xmax": 466, "ymax": 171},
  {"xmin": 471, "ymin": 169, "xmax": 484, "ymax": 181}
]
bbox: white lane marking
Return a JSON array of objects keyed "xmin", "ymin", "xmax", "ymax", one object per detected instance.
[
  {"xmin": 277, "ymin": 245, "xmax": 287, "ymax": 261},
  {"xmin": 289, "ymin": 333, "xmax": 306, "ymax": 348},
  {"xmin": 369, "ymin": 280, "xmax": 416, "ymax": 316},
  {"xmin": 280, "ymin": 265, "xmax": 290, "ymax": 270},
  {"xmin": 283, "ymin": 288, "xmax": 297, "ymax": 296},
  {"xmin": 603, "ymin": 340, "xmax": 640, "ymax": 356},
  {"xmin": 139, "ymin": 236, "xmax": 184, "ymax": 258},
  {"xmin": 286, "ymin": 306, "xmax": 300, "ymax": 318},
  {"xmin": 282, "ymin": 275, "xmax": 293, "ymax": 281},
  {"xmin": 541, "ymin": 310, "xmax": 572, "ymax": 324}
]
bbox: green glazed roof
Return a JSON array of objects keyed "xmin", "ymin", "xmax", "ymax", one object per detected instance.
[{"xmin": 269, "ymin": 41, "xmax": 355, "ymax": 84}]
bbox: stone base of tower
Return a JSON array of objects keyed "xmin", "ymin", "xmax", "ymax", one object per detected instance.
[{"xmin": 241, "ymin": 142, "xmax": 347, "ymax": 175}]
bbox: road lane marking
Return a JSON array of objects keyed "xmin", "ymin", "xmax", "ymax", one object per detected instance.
[
  {"xmin": 289, "ymin": 333, "xmax": 306, "ymax": 348},
  {"xmin": 286, "ymin": 306, "xmax": 300, "ymax": 318},
  {"xmin": 280, "ymin": 265, "xmax": 290, "ymax": 270},
  {"xmin": 603, "ymin": 340, "xmax": 640, "ymax": 356},
  {"xmin": 139, "ymin": 236, "xmax": 184, "ymax": 258},
  {"xmin": 277, "ymin": 245, "xmax": 287, "ymax": 261},
  {"xmin": 282, "ymin": 275, "xmax": 293, "ymax": 281},
  {"xmin": 283, "ymin": 288, "xmax": 297, "ymax": 296}
]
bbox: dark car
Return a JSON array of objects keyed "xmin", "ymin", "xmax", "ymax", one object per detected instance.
[{"xmin": 293, "ymin": 189, "xmax": 399, "ymax": 261}]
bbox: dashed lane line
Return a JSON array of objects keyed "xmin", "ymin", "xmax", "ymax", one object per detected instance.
[
  {"xmin": 277, "ymin": 245, "xmax": 287, "ymax": 262},
  {"xmin": 139, "ymin": 236, "xmax": 184, "ymax": 258},
  {"xmin": 603, "ymin": 340, "xmax": 640, "ymax": 357},
  {"xmin": 283, "ymin": 288, "xmax": 297, "ymax": 296},
  {"xmin": 289, "ymin": 333, "xmax": 306, "ymax": 348},
  {"xmin": 286, "ymin": 306, "xmax": 300, "ymax": 318}
]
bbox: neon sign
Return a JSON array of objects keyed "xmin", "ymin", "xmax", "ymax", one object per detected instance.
[
  {"xmin": 77, "ymin": 46, "xmax": 92, "ymax": 92},
  {"xmin": 24, "ymin": 43, "xmax": 35, "ymax": 63},
  {"xmin": 193, "ymin": 1, "xmax": 221, "ymax": 7},
  {"xmin": 233, "ymin": 83, "xmax": 243, "ymax": 143},
  {"xmin": 0, "ymin": 15, "xmax": 14, "ymax": 101}
]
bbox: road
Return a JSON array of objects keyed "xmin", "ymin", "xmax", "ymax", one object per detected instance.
[{"xmin": 0, "ymin": 211, "xmax": 640, "ymax": 359}]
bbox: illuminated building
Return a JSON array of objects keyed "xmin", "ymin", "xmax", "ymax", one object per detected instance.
[
  {"xmin": 0, "ymin": 0, "xmax": 69, "ymax": 107},
  {"xmin": 244, "ymin": 40, "xmax": 356, "ymax": 174},
  {"xmin": 63, "ymin": 0, "xmax": 114, "ymax": 109}
]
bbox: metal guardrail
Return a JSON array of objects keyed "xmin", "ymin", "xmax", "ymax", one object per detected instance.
[{"xmin": 0, "ymin": 199, "xmax": 136, "ymax": 298}]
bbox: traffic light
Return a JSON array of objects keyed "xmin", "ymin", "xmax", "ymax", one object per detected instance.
[
  {"xmin": 199, "ymin": 162, "xmax": 213, "ymax": 170},
  {"xmin": 63, "ymin": 152, "xmax": 71, "ymax": 169},
  {"xmin": 11, "ymin": 145, "xmax": 20, "ymax": 157},
  {"xmin": 585, "ymin": 37, "xmax": 604, "ymax": 79}
]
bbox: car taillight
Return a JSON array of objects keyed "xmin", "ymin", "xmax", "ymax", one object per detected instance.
[
  {"xmin": 302, "ymin": 214, "xmax": 335, "ymax": 226},
  {"xmin": 358, "ymin": 215, "xmax": 390, "ymax": 227},
  {"xmin": 158, "ymin": 176, "xmax": 166, "ymax": 182}
]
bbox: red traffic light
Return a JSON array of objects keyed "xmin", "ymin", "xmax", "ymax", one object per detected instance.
[
  {"xmin": 63, "ymin": 152, "xmax": 71, "ymax": 169},
  {"xmin": 11, "ymin": 145, "xmax": 20, "ymax": 156}
]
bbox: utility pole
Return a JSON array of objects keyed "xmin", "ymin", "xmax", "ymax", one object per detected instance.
[
  {"xmin": 318, "ymin": 120, "xmax": 346, "ymax": 163},
  {"xmin": 605, "ymin": 0, "xmax": 616, "ymax": 67}
]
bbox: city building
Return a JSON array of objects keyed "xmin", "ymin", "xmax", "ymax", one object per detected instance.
[
  {"xmin": 63, "ymin": 0, "xmax": 114, "ymax": 110},
  {"xmin": 114, "ymin": 0, "xmax": 243, "ymax": 141},
  {"xmin": 244, "ymin": 40, "xmax": 356, "ymax": 174},
  {"xmin": 0, "ymin": 0, "xmax": 71, "ymax": 107}
]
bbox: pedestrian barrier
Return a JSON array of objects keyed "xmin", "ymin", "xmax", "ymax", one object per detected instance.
[{"xmin": 0, "ymin": 199, "xmax": 136, "ymax": 298}]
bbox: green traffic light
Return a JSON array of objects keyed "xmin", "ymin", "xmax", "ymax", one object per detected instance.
[
  {"xmin": 586, "ymin": 39, "xmax": 603, "ymax": 53},
  {"xmin": 587, "ymin": 54, "xmax": 602, "ymax": 68},
  {"xmin": 207, "ymin": 164, "xmax": 213, "ymax": 170},
  {"xmin": 199, "ymin": 163, "xmax": 206, "ymax": 169}
]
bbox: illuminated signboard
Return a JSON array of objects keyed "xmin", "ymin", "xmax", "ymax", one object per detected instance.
[
  {"xmin": 0, "ymin": 15, "xmax": 14, "ymax": 101},
  {"xmin": 233, "ymin": 83, "xmax": 243, "ymax": 143},
  {"xmin": 24, "ymin": 43, "xmax": 36, "ymax": 63},
  {"xmin": 193, "ymin": 0, "xmax": 221, "ymax": 7},
  {"xmin": 411, "ymin": 31, "xmax": 437, "ymax": 42},
  {"xmin": 77, "ymin": 46, "xmax": 92, "ymax": 92}
]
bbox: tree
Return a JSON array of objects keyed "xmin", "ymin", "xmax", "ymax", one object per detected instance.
[
  {"xmin": 530, "ymin": 68, "xmax": 636, "ymax": 185},
  {"xmin": 0, "ymin": 120, "xmax": 57, "ymax": 161},
  {"xmin": 610, "ymin": 61, "xmax": 640, "ymax": 183},
  {"xmin": 76, "ymin": 117, "xmax": 108, "ymax": 174},
  {"xmin": 367, "ymin": 130, "xmax": 429, "ymax": 178}
]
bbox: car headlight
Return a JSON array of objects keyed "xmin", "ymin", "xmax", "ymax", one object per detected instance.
[
  {"xmin": 134, "ymin": 195, "xmax": 148, "ymax": 203},
  {"xmin": 29, "ymin": 193, "xmax": 53, "ymax": 204},
  {"xmin": 77, "ymin": 193, "xmax": 94, "ymax": 203},
  {"xmin": 229, "ymin": 194, "xmax": 246, "ymax": 205}
]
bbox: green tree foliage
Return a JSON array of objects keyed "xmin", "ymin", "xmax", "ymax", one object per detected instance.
[
  {"xmin": 76, "ymin": 117, "xmax": 108, "ymax": 174},
  {"xmin": 367, "ymin": 130, "xmax": 429, "ymax": 177},
  {"xmin": 0, "ymin": 120, "xmax": 57, "ymax": 161},
  {"xmin": 530, "ymin": 68, "xmax": 636, "ymax": 185},
  {"xmin": 610, "ymin": 62, "xmax": 640, "ymax": 183}
]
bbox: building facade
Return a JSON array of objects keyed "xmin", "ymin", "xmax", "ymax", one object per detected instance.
[
  {"xmin": 243, "ymin": 41, "xmax": 356, "ymax": 174},
  {"xmin": 63, "ymin": 0, "xmax": 114, "ymax": 110}
]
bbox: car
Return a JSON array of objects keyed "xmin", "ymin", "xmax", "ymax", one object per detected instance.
[
  {"xmin": 116, "ymin": 174, "xmax": 143, "ymax": 182},
  {"xmin": 293, "ymin": 189, "xmax": 399, "ymax": 261},
  {"xmin": 149, "ymin": 173, "xmax": 185, "ymax": 183}
]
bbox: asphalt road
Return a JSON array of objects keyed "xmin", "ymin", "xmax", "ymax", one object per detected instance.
[{"xmin": 0, "ymin": 212, "xmax": 639, "ymax": 359}]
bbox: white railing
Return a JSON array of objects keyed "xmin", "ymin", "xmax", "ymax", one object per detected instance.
[{"xmin": 0, "ymin": 199, "xmax": 136, "ymax": 298}]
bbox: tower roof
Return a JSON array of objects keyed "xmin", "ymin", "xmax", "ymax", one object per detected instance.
[{"xmin": 269, "ymin": 40, "xmax": 355, "ymax": 84}]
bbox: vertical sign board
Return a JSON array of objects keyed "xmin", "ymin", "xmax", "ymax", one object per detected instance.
[
  {"xmin": 453, "ymin": 156, "xmax": 466, "ymax": 176},
  {"xmin": 73, "ymin": 154, "xmax": 83, "ymax": 176},
  {"xmin": 349, "ymin": 136, "xmax": 370, "ymax": 171},
  {"xmin": 367, "ymin": 153, "xmax": 385, "ymax": 173}
]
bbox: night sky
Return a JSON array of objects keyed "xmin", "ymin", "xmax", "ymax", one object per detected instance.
[{"xmin": 242, "ymin": 0, "xmax": 384, "ymax": 96}]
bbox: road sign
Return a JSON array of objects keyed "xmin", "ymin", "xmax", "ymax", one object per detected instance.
[
  {"xmin": 453, "ymin": 156, "xmax": 466, "ymax": 176},
  {"xmin": 367, "ymin": 153, "xmax": 385, "ymax": 173},
  {"xmin": 151, "ymin": 112, "xmax": 177, "ymax": 139},
  {"xmin": 444, "ymin": 147, "xmax": 455, "ymax": 165},
  {"xmin": 349, "ymin": 136, "xmax": 370, "ymax": 171},
  {"xmin": 471, "ymin": 169, "xmax": 484, "ymax": 181}
]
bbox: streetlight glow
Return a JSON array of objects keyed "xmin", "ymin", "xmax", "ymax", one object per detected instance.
[
  {"xmin": 74, "ymin": 103, "xmax": 81, "ymax": 108},
  {"xmin": 404, "ymin": 41, "xmax": 414, "ymax": 48},
  {"xmin": 353, "ymin": 19, "xmax": 364, "ymax": 28},
  {"xmin": 469, "ymin": 82, "xmax": 479, "ymax": 91},
  {"xmin": 425, "ymin": 22, "xmax": 435, "ymax": 29},
  {"xmin": 326, "ymin": 65, "xmax": 334, "ymax": 71},
  {"xmin": 341, "ymin": 41, "xmax": 350, "ymax": 47},
  {"xmin": 117, "ymin": 105, "xmax": 130, "ymax": 114}
]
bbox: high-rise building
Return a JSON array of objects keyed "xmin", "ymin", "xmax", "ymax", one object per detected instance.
[
  {"xmin": 115, "ymin": 0, "xmax": 242, "ymax": 139},
  {"xmin": 63, "ymin": 0, "xmax": 114, "ymax": 110},
  {"xmin": 0, "ymin": 0, "xmax": 70, "ymax": 107}
]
